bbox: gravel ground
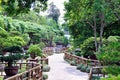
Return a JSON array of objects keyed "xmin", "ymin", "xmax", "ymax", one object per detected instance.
[{"xmin": 45, "ymin": 53, "xmax": 89, "ymax": 80}]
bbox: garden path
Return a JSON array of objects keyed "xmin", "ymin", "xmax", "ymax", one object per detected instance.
[{"xmin": 45, "ymin": 53, "xmax": 88, "ymax": 80}]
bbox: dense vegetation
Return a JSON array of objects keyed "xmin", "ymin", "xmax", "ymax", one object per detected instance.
[
  {"xmin": 0, "ymin": 0, "xmax": 120, "ymax": 79},
  {"xmin": 64, "ymin": 0, "xmax": 120, "ymax": 79}
]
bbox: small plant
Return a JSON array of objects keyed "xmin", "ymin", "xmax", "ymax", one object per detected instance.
[
  {"xmin": 86, "ymin": 66, "xmax": 91, "ymax": 73},
  {"xmin": 80, "ymin": 65, "xmax": 88, "ymax": 72},
  {"xmin": 76, "ymin": 63, "xmax": 84, "ymax": 70},
  {"xmin": 70, "ymin": 60, "xmax": 77, "ymax": 66},
  {"xmin": 43, "ymin": 65, "xmax": 50, "ymax": 72},
  {"xmin": 42, "ymin": 74, "xmax": 48, "ymax": 80},
  {"xmin": 27, "ymin": 44, "xmax": 43, "ymax": 59}
]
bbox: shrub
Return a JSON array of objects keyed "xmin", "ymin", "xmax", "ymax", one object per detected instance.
[
  {"xmin": 76, "ymin": 63, "xmax": 84, "ymax": 70},
  {"xmin": 43, "ymin": 65, "xmax": 50, "ymax": 72},
  {"xmin": 81, "ymin": 37, "xmax": 107, "ymax": 59},
  {"xmin": 107, "ymin": 36, "xmax": 119, "ymax": 42},
  {"xmin": 81, "ymin": 65, "xmax": 88, "ymax": 72},
  {"xmin": 96, "ymin": 42, "xmax": 120, "ymax": 76},
  {"xmin": 97, "ymin": 42, "xmax": 120, "ymax": 65},
  {"xmin": 86, "ymin": 66, "xmax": 91, "ymax": 73},
  {"xmin": 102, "ymin": 74, "xmax": 120, "ymax": 80},
  {"xmin": 67, "ymin": 46, "xmax": 74, "ymax": 52},
  {"xmin": 28, "ymin": 45, "xmax": 42, "ymax": 57},
  {"xmin": 92, "ymin": 68, "xmax": 101, "ymax": 74},
  {"xmin": 42, "ymin": 74, "xmax": 48, "ymax": 80},
  {"xmin": 37, "ymin": 42, "xmax": 46, "ymax": 49},
  {"xmin": 74, "ymin": 49, "xmax": 81, "ymax": 56},
  {"xmin": 70, "ymin": 60, "xmax": 77, "ymax": 66}
]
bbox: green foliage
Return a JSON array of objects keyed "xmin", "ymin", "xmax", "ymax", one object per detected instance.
[
  {"xmin": 43, "ymin": 65, "xmax": 50, "ymax": 72},
  {"xmin": 8, "ymin": 36, "xmax": 26, "ymax": 46},
  {"xmin": 97, "ymin": 42, "xmax": 120, "ymax": 65},
  {"xmin": 67, "ymin": 46, "xmax": 74, "ymax": 52},
  {"xmin": 107, "ymin": 36, "xmax": 119, "ymax": 42},
  {"xmin": 102, "ymin": 75, "xmax": 120, "ymax": 80},
  {"xmin": 54, "ymin": 36, "xmax": 68, "ymax": 46},
  {"xmin": 37, "ymin": 42, "xmax": 46, "ymax": 49},
  {"xmin": 74, "ymin": 51, "xmax": 81, "ymax": 57},
  {"xmin": 21, "ymin": 34, "xmax": 30, "ymax": 44},
  {"xmin": 9, "ymin": 31, "xmax": 21, "ymax": 36},
  {"xmin": 97, "ymin": 42, "xmax": 120, "ymax": 76},
  {"xmin": 81, "ymin": 37, "xmax": 106, "ymax": 58},
  {"xmin": 0, "ymin": 29, "xmax": 25, "ymax": 50},
  {"xmin": 47, "ymin": 2, "xmax": 60, "ymax": 23},
  {"xmin": 68, "ymin": 22, "xmax": 93, "ymax": 47},
  {"xmin": 0, "ymin": 46, "xmax": 25, "ymax": 67},
  {"xmin": 1, "ymin": 0, "xmax": 48, "ymax": 16},
  {"xmin": 28, "ymin": 45, "xmax": 42, "ymax": 57},
  {"xmin": 0, "ymin": 29, "xmax": 8, "ymax": 38},
  {"xmin": 1, "ymin": 53, "xmax": 23, "ymax": 62},
  {"xmin": 81, "ymin": 65, "xmax": 88, "ymax": 72},
  {"xmin": 0, "ymin": 77, "xmax": 3, "ymax": 80},
  {"xmin": 103, "ymin": 65, "xmax": 120, "ymax": 76},
  {"xmin": 86, "ymin": 66, "xmax": 91, "ymax": 73},
  {"xmin": 70, "ymin": 60, "xmax": 77, "ymax": 66},
  {"xmin": 64, "ymin": 0, "xmax": 120, "ymax": 51},
  {"xmin": 76, "ymin": 63, "xmax": 84, "ymax": 70},
  {"xmin": 42, "ymin": 74, "xmax": 48, "ymax": 80},
  {"xmin": 2, "ymin": 46, "xmax": 24, "ymax": 53},
  {"xmin": 0, "ymin": 15, "xmax": 63, "ymax": 47},
  {"xmin": 81, "ymin": 37, "xmax": 96, "ymax": 58}
]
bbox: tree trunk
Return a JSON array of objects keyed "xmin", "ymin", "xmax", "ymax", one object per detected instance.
[
  {"xmin": 8, "ymin": 61, "xmax": 13, "ymax": 67},
  {"xmin": 93, "ymin": 15, "xmax": 98, "ymax": 51},
  {"xmin": 99, "ymin": 12, "xmax": 105, "ymax": 49},
  {"xmin": 87, "ymin": 15, "xmax": 98, "ymax": 51},
  {"xmin": 93, "ymin": 26, "xmax": 98, "ymax": 51}
]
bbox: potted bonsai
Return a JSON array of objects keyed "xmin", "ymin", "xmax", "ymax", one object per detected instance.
[
  {"xmin": 0, "ymin": 30, "xmax": 26, "ymax": 76},
  {"xmin": 0, "ymin": 46, "xmax": 24, "ymax": 76},
  {"xmin": 27, "ymin": 44, "xmax": 43, "ymax": 59}
]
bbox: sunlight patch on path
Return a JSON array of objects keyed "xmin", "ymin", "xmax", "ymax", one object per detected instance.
[{"xmin": 45, "ymin": 53, "xmax": 88, "ymax": 80}]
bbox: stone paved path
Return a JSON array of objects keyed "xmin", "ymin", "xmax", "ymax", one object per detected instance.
[{"xmin": 45, "ymin": 53, "xmax": 89, "ymax": 80}]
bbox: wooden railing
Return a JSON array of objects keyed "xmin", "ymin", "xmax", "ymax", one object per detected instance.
[
  {"xmin": 0, "ymin": 57, "xmax": 49, "ymax": 79},
  {"xmin": 64, "ymin": 52, "xmax": 105, "ymax": 80},
  {"xmin": 27, "ymin": 57, "xmax": 49, "ymax": 65},
  {"xmin": 64, "ymin": 52, "xmax": 100, "ymax": 66},
  {"xmin": 43, "ymin": 47, "xmax": 67, "ymax": 55},
  {"xmin": 5, "ymin": 63, "xmax": 42, "ymax": 80},
  {"xmin": 88, "ymin": 67, "xmax": 105, "ymax": 80},
  {"xmin": 43, "ymin": 47, "xmax": 54, "ymax": 55}
]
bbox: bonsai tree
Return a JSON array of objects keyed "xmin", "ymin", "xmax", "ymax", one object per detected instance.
[
  {"xmin": 1, "ymin": 46, "xmax": 24, "ymax": 67},
  {"xmin": 0, "ymin": 46, "xmax": 24, "ymax": 76},
  {"xmin": 0, "ymin": 30, "xmax": 26, "ymax": 76},
  {"xmin": 27, "ymin": 44, "xmax": 43, "ymax": 59}
]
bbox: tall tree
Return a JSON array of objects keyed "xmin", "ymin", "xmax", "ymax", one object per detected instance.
[
  {"xmin": 64, "ymin": 0, "xmax": 117, "ymax": 51},
  {"xmin": 47, "ymin": 2, "xmax": 60, "ymax": 23}
]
